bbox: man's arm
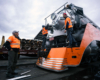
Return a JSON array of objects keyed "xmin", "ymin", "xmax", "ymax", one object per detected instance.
[
  {"xmin": 4, "ymin": 41, "xmax": 11, "ymax": 51},
  {"xmin": 66, "ymin": 22, "xmax": 69, "ymax": 30}
]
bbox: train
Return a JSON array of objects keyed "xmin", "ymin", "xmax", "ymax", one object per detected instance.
[
  {"xmin": 0, "ymin": 36, "xmax": 42, "ymax": 59},
  {"xmin": 36, "ymin": 2, "xmax": 100, "ymax": 72}
]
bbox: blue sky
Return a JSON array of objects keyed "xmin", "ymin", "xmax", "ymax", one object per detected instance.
[{"xmin": 0, "ymin": 0, "xmax": 100, "ymax": 43}]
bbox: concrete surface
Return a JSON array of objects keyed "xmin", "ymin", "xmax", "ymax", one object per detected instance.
[
  {"xmin": 0, "ymin": 55, "xmax": 37, "ymax": 67},
  {"xmin": 0, "ymin": 65, "xmax": 85, "ymax": 80},
  {"xmin": 0, "ymin": 56, "xmax": 100, "ymax": 80}
]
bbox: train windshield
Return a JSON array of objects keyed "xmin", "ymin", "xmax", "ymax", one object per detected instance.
[{"xmin": 45, "ymin": 5, "xmax": 76, "ymax": 30}]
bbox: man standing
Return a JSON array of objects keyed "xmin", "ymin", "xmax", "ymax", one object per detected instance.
[
  {"xmin": 42, "ymin": 25, "xmax": 48, "ymax": 49},
  {"xmin": 63, "ymin": 13, "xmax": 77, "ymax": 47},
  {"xmin": 4, "ymin": 31, "xmax": 20, "ymax": 78}
]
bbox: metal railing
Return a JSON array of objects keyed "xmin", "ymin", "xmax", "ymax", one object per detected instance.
[{"xmin": 44, "ymin": 2, "xmax": 68, "ymax": 25}]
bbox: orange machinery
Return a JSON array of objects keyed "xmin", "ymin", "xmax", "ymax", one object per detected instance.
[
  {"xmin": 36, "ymin": 24, "xmax": 100, "ymax": 72},
  {"xmin": 36, "ymin": 3, "xmax": 100, "ymax": 72}
]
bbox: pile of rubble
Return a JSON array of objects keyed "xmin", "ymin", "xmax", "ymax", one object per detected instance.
[{"xmin": 20, "ymin": 39, "xmax": 42, "ymax": 50}]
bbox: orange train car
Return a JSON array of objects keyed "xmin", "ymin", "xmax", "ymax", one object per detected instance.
[{"xmin": 36, "ymin": 3, "xmax": 100, "ymax": 72}]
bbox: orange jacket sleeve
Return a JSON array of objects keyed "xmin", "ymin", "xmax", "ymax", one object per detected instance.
[{"xmin": 7, "ymin": 36, "xmax": 13, "ymax": 43}]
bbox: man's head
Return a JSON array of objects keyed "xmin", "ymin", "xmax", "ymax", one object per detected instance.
[
  {"xmin": 12, "ymin": 31, "xmax": 19, "ymax": 37},
  {"xmin": 42, "ymin": 25, "xmax": 45, "ymax": 28},
  {"xmin": 63, "ymin": 13, "xmax": 67, "ymax": 18},
  {"xmin": 67, "ymin": 4, "xmax": 70, "ymax": 8}
]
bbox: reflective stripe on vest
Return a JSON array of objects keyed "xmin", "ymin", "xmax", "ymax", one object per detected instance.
[
  {"xmin": 65, "ymin": 17, "xmax": 73, "ymax": 29},
  {"xmin": 10, "ymin": 43, "xmax": 20, "ymax": 48},
  {"xmin": 11, "ymin": 43, "xmax": 20, "ymax": 45},
  {"xmin": 7, "ymin": 39, "xmax": 12, "ymax": 42},
  {"xmin": 42, "ymin": 27, "xmax": 48, "ymax": 35}
]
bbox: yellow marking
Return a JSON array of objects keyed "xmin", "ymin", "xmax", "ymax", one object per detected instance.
[{"xmin": 0, "ymin": 52, "xmax": 3, "ymax": 54}]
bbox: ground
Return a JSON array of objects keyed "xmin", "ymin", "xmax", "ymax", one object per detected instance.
[{"xmin": 0, "ymin": 55, "xmax": 99, "ymax": 80}]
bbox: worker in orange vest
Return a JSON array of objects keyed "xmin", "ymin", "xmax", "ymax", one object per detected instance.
[
  {"xmin": 63, "ymin": 13, "xmax": 77, "ymax": 47},
  {"xmin": 42, "ymin": 25, "xmax": 48, "ymax": 49},
  {"xmin": 4, "ymin": 31, "xmax": 20, "ymax": 78}
]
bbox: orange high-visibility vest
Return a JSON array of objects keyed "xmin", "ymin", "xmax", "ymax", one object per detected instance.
[
  {"xmin": 65, "ymin": 17, "xmax": 73, "ymax": 29},
  {"xmin": 7, "ymin": 35, "xmax": 20, "ymax": 49},
  {"xmin": 42, "ymin": 27, "xmax": 48, "ymax": 35}
]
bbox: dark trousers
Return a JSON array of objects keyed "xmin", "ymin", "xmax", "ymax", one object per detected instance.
[
  {"xmin": 7, "ymin": 51, "xmax": 18, "ymax": 74},
  {"xmin": 67, "ymin": 28, "xmax": 76, "ymax": 46},
  {"xmin": 42, "ymin": 34, "xmax": 47, "ymax": 49}
]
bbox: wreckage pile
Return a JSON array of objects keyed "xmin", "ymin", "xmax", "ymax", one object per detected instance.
[
  {"xmin": 0, "ymin": 36, "xmax": 42, "ymax": 50},
  {"xmin": 20, "ymin": 39, "xmax": 42, "ymax": 50}
]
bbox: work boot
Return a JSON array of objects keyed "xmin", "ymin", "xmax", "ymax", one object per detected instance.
[
  {"xmin": 75, "ymin": 43, "xmax": 78, "ymax": 47},
  {"xmin": 67, "ymin": 44, "xmax": 72, "ymax": 48},
  {"xmin": 41, "ymin": 49, "xmax": 44, "ymax": 51},
  {"xmin": 73, "ymin": 43, "xmax": 78, "ymax": 47},
  {"xmin": 12, "ymin": 72, "xmax": 18, "ymax": 75},
  {"xmin": 39, "ymin": 58, "xmax": 42, "ymax": 63},
  {"xmin": 6, "ymin": 73, "xmax": 14, "ymax": 78}
]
